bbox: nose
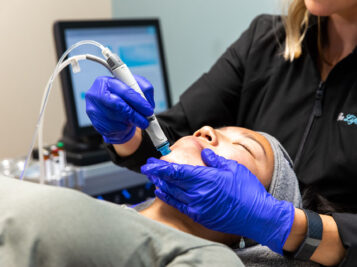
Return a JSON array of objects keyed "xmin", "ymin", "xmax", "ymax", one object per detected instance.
[{"xmin": 193, "ymin": 126, "xmax": 218, "ymax": 146}]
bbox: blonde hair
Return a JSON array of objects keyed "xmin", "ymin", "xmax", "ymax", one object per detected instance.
[{"xmin": 283, "ymin": 0, "xmax": 310, "ymax": 61}]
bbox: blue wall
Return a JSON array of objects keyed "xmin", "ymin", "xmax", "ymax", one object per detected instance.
[{"xmin": 113, "ymin": 0, "xmax": 279, "ymax": 103}]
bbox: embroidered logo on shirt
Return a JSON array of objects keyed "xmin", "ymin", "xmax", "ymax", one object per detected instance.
[{"xmin": 337, "ymin": 113, "xmax": 357, "ymax": 126}]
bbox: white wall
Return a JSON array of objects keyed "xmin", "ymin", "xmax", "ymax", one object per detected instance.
[
  {"xmin": 0, "ymin": 0, "xmax": 111, "ymax": 159},
  {"xmin": 113, "ymin": 0, "xmax": 280, "ymax": 103}
]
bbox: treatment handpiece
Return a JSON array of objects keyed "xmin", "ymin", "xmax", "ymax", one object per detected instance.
[{"xmin": 102, "ymin": 48, "xmax": 171, "ymax": 156}]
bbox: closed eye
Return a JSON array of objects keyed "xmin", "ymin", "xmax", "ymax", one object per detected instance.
[{"xmin": 232, "ymin": 142, "xmax": 254, "ymax": 158}]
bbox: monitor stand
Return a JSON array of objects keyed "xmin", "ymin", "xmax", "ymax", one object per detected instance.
[{"xmin": 61, "ymin": 124, "xmax": 110, "ymax": 166}]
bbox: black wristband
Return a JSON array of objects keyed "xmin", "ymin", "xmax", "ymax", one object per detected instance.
[{"xmin": 288, "ymin": 209, "xmax": 323, "ymax": 261}]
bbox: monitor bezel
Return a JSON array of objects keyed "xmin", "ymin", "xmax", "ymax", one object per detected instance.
[{"xmin": 53, "ymin": 19, "xmax": 172, "ymax": 138}]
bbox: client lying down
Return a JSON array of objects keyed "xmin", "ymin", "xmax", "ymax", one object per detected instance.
[
  {"xmin": 139, "ymin": 126, "xmax": 301, "ymax": 244},
  {"xmin": 0, "ymin": 126, "xmax": 311, "ymax": 267}
]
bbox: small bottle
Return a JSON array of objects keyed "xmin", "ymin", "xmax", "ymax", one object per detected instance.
[
  {"xmin": 50, "ymin": 145, "xmax": 61, "ymax": 180},
  {"xmin": 57, "ymin": 141, "xmax": 67, "ymax": 171},
  {"xmin": 43, "ymin": 149, "xmax": 52, "ymax": 181}
]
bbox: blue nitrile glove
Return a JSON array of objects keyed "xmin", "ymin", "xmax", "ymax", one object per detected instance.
[
  {"xmin": 85, "ymin": 75, "xmax": 155, "ymax": 144},
  {"xmin": 141, "ymin": 148, "xmax": 295, "ymax": 254}
]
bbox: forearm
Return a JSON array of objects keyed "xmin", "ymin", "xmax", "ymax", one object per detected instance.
[
  {"xmin": 284, "ymin": 208, "xmax": 346, "ymax": 266},
  {"xmin": 113, "ymin": 128, "xmax": 142, "ymax": 157},
  {"xmin": 106, "ymin": 129, "xmax": 161, "ymax": 172},
  {"xmin": 109, "ymin": 103, "xmax": 192, "ymax": 171},
  {"xmin": 113, "ymin": 100, "xmax": 193, "ymax": 158}
]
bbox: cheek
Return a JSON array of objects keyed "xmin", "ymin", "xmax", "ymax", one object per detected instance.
[
  {"xmin": 161, "ymin": 145, "xmax": 204, "ymax": 166},
  {"xmin": 215, "ymin": 148, "xmax": 270, "ymax": 186},
  {"xmin": 216, "ymin": 148, "xmax": 259, "ymax": 175}
]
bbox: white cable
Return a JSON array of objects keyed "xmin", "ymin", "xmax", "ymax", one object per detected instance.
[
  {"xmin": 20, "ymin": 40, "xmax": 107, "ymax": 181},
  {"xmin": 37, "ymin": 55, "xmax": 110, "ymax": 183},
  {"xmin": 37, "ymin": 55, "xmax": 86, "ymax": 183}
]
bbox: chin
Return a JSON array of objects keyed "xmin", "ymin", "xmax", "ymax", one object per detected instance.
[{"xmin": 304, "ymin": 0, "xmax": 335, "ymax": 16}]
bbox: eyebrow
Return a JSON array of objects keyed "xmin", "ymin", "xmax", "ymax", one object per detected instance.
[
  {"xmin": 242, "ymin": 133, "xmax": 267, "ymax": 156},
  {"xmin": 216, "ymin": 127, "xmax": 267, "ymax": 156}
]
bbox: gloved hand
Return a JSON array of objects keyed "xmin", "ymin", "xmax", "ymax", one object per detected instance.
[
  {"xmin": 85, "ymin": 75, "xmax": 155, "ymax": 144},
  {"xmin": 141, "ymin": 148, "xmax": 295, "ymax": 254}
]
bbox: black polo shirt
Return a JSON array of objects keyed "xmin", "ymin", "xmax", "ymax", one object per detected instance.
[{"xmin": 107, "ymin": 14, "xmax": 357, "ymax": 266}]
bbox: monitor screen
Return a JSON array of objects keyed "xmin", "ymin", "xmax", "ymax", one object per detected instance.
[{"xmin": 55, "ymin": 20, "xmax": 171, "ymax": 136}]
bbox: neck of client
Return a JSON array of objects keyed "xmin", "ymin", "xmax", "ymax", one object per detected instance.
[{"xmin": 139, "ymin": 197, "xmax": 238, "ymax": 246}]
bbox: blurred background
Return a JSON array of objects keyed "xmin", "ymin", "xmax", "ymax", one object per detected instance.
[{"xmin": 0, "ymin": 0, "xmax": 278, "ymax": 159}]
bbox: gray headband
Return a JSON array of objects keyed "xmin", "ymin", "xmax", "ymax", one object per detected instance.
[{"xmin": 258, "ymin": 132, "xmax": 302, "ymax": 208}]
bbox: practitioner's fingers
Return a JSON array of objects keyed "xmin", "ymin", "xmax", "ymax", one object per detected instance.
[
  {"xmin": 155, "ymin": 188, "xmax": 189, "ymax": 216},
  {"xmin": 107, "ymin": 78, "xmax": 154, "ymax": 117},
  {"xmin": 201, "ymin": 148, "xmax": 237, "ymax": 171},
  {"xmin": 141, "ymin": 158, "xmax": 209, "ymax": 189},
  {"xmin": 149, "ymin": 177, "xmax": 194, "ymax": 204}
]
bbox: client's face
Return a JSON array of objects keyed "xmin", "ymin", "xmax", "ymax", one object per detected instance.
[
  {"xmin": 161, "ymin": 126, "xmax": 274, "ymax": 187},
  {"xmin": 143, "ymin": 126, "xmax": 275, "ymax": 245}
]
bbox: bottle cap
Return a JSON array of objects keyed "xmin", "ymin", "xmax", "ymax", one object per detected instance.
[{"xmin": 57, "ymin": 142, "xmax": 64, "ymax": 148}]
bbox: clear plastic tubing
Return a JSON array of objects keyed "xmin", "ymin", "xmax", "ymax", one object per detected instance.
[{"xmin": 20, "ymin": 41, "xmax": 106, "ymax": 181}]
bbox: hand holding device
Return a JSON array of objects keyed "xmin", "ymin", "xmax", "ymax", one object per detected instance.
[
  {"xmin": 141, "ymin": 148, "xmax": 295, "ymax": 254},
  {"xmin": 101, "ymin": 48, "xmax": 171, "ymax": 155},
  {"xmin": 85, "ymin": 75, "xmax": 155, "ymax": 144}
]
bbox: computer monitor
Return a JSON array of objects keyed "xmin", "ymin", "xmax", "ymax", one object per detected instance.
[{"xmin": 54, "ymin": 19, "xmax": 171, "ymax": 139}]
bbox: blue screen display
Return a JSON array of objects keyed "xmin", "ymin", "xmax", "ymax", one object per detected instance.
[{"xmin": 64, "ymin": 26, "xmax": 168, "ymax": 128}]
